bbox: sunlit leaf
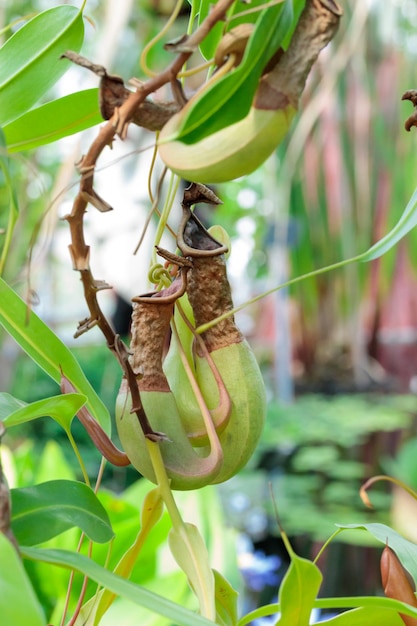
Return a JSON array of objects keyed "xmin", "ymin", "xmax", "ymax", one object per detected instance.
[
  {"xmin": 3, "ymin": 393, "xmax": 86, "ymax": 432},
  {"xmin": 11, "ymin": 480, "xmax": 114, "ymax": 545},
  {"xmin": 4, "ymin": 89, "xmax": 102, "ymax": 152},
  {"xmin": 140, "ymin": 486, "xmax": 164, "ymax": 530},
  {"xmin": 0, "ymin": 533, "xmax": 46, "ymax": 626},
  {"xmin": 169, "ymin": 522, "xmax": 216, "ymax": 620},
  {"xmin": 0, "ymin": 277, "xmax": 111, "ymax": 434},
  {"xmin": 213, "ymin": 569, "xmax": 239, "ymax": 626},
  {"xmin": 21, "ymin": 546, "xmax": 215, "ymax": 626},
  {"xmin": 238, "ymin": 596, "xmax": 417, "ymax": 626},
  {"xmin": 276, "ymin": 552, "xmax": 322, "ymax": 625},
  {"xmin": 311, "ymin": 606, "xmax": 403, "ymax": 625},
  {"xmin": 315, "ymin": 597, "xmax": 417, "ymax": 624},
  {"xmin": 239, "ymin": 597, "xmax": 417, "ymax": 626},
  {"xmin": 0, "ymin": 5, "xmax": 85, "ymax": 125}
]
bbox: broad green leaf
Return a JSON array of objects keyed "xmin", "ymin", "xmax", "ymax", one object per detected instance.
[
  {"xmin": 239, "ymin": 597, "xmax": 417, "ymax": 626},
  {"xmin": 4, "ymin": 89, "xmax": 102, "ymax": 152},
  {"xmin": 315, "ymin": 597, "xmax": 417, "ymax": 623},
  {"xmin": 171, "ymin": 0, "xmax": 292, "ymax": 144},
  {"xmin": 318, "ymin": 606, "xmax": 403, "ymax": 625},
  {"xmin": 0, "ymin": 127, "xmax": 19, "ymax": 274},
  {"xmin": 213, "ymin": 569, "xmax": 239, "ymax": 626},
  {"xmin": 21, "ymin": 546, "xmax": 216, "ymax": 626},
  {"xmin": 169, "ymin": 522, "xmax": 216, "ymax": 620},
  {"xmin": 0, "ymin": 5, "xmax": 85, "ymax": 125},
  {"xmin": 0, "ymin": 277, "xmax": 111, "ymax": 434},
  {"xmin": 3, "ymin": 392, "xmax": 86, "ymax": 432},
  {"xmin": 361, "ymin": 186, "xmax": 417, "ymax": 261},
  {"xmin": 0, "ymin": 533, "xmax": 46, "ymax": 626},
  {"xmin": 21, "ymin": 452, "xmax": 83, "ymax": 617},
  {"xmin": 276, "ymin": 553, "xmax": 322, "ymax": 625},
  {"xmin": 338, "ymin": 523, "xmax": 417, "ymax": 589},
  {"xmin": 11, "ymin": 479, "xmax": 114, "ymax": 545}
]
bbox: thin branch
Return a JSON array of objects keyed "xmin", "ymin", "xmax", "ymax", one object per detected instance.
[{"xmin": 64, "ymin": 0, "xmax": 236, "ymax": 438}]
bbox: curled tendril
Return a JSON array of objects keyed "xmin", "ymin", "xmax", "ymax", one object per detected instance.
[{"xmin": 148, "ymin": 263, "xmax": 172, "ymax": 288}]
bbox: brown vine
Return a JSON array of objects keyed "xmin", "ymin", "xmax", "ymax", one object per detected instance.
[{"xmin": 63, "ymin": 0, "xmax": 237, "ymax": 440}]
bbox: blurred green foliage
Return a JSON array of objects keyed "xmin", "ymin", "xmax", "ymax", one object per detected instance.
[{"xmin": 219, "ymin": 394, "xmax": 417, "ymax": 541}]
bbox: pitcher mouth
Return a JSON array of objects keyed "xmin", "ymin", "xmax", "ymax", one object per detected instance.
[{"xmin": 177, "ymin": 183, "xmax": 228, "ymax": 258}]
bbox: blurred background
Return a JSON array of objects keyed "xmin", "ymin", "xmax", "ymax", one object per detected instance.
[{"xmin": 3, "ymin": 0, "xmax": 417, "ymax": 623}]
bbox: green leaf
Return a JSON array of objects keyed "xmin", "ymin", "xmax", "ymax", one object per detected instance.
[
  {"xmin": 280, "ymin": 0, "xmax": 306, "ymax": 49},
  {"xmin": 0, "ymin": 533, "xmax": 46, "ymax": 626},
  {"xmin": 276, "ymin": 553, "xmax": 322, "ymax": 625},
  {"xmin": 239, "ymin": 597, "xmax": 416, "ymax": 626},
  {"xmin": 91, "ymin": 487, "xmax": 164, "ymax": 625},
  {"xmin": 3, "ymin": 89, "xmax": 102, "ymax": 152},
  {"xmin": 84, "ymin": 572, "xmax": 193, "ymax": 626},
  {"xmin": 0, "ymin": 277, "xmax": 111, "ymax": 434},
  {"xmin": 11, "ymin": 480, "xmax": 114, "ymax": 545},
  {"xmin": 3, "ymin": 393, "xmax": 86, "ymax": 431},
  {"xmin": 21, "ymin": 546, "xmax": 216, "ymax": 626},
  {"xmin": 197, "ymin": 0, "xmax": 277, "ymax": 61},
  {"xmin": 171, "ymin": 0, "xmax": 292, "ymax": 144},
  {"xmin": 169, "ymin": 522, "xmax": 216, "ymax": 621},
  {"xmin": 213, "ymin": 569, "xmax": 239, "ymax": 626},
  {"xmin": 196, "ymin": 7, "xmax": 225, "ymax": 62},
  {"xmin": 0, "ymin": 5, "xmax": 85, "ymax": 125},
  {"xmin": 315, "ymin": 597, "xmax": 417, "ymax": 623},
  {"xmin": 361, "ymin": 186, "xmax": 417, "ymax": 261},
  {"xmin": 319, "ymin": 606, "xmax": 403, "ymax": 625},
  {"xmin": 338, "ymin": 523, "xmax": 417, "ymax": 589}
]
